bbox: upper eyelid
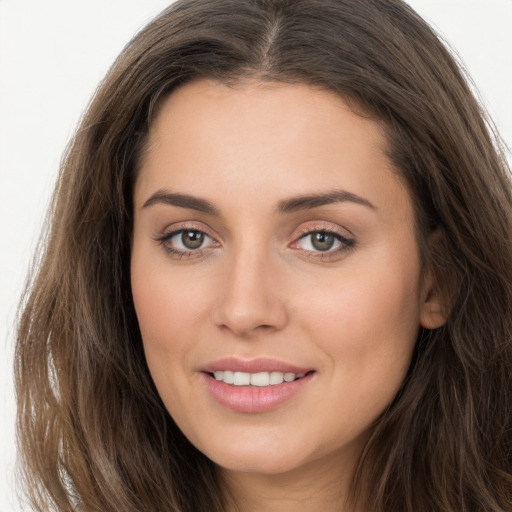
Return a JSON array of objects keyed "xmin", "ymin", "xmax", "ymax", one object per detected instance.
[
  {"xmin": 154, "ymin": 221, "xmax": 354, "ymax": 245},
  {"xmin": 293, "ymin": 230, "xmax": 354, "ymax": 249},
  {"xmin": 298, "ymin": 230, "xmax": 351, "ymax": 242},
  {"xmin": 157, "ymin": 221, "xmax": 217, "ymax": 240},
  {"xmin": 294, "ymin": 222, "xmax": 354, "ymax": 240},
  {"xmin": 156, "ymin": 229, "xmax": 217, "ymax": 249}
]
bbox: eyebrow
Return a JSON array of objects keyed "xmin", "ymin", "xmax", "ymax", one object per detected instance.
[
  {"xmin": 275, "ymin": 189, "xmax": 376, "ymax": 214},
  {"xmin": 142, "ymin": 190, "xmax": 220, "ymax": 215},
  {"xmin": 142, "ymin": 188, "xmax": 376, "ymax": 215}
]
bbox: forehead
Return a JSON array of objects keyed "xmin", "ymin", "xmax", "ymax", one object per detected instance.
[
  {"xmin": 145, "ymin": 79, "xmax": 386, "ymax": 162},
  {"xmin": 135, "ymin": 79, "xmax": 411, "ymax": 224}
]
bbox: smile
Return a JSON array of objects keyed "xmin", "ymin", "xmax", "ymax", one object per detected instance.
[
  {"xmin": 201, "ymin": 358, "xmax": 316, "ymax": 413},
  {"xmin": 212, "ymin": 370, "xmax": 307, "ymax": 386}
]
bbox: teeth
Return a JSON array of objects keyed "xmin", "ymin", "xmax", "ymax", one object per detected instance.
[
  {"xmin": 233, "ymin": 371, "xmax": 251, "ymax": 385},
  {"xmin": 222, "ymin": 370, "xmax": 234, "ymax": 384},
  {"xmin": 212, "ymin": 370, "xmax": 307, "ymax": 386},
  {"xmin": 250, "ymin": 372, "xmax": 270, "ymax": 386},
  {"xmin": 269, "ymin": 371, "xmax": 284, "ymax": 385}
]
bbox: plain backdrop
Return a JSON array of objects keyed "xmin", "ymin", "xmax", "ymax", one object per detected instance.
[{"xmin": 1, "ymin": 1, "xmax": 511, "ymax": 510}]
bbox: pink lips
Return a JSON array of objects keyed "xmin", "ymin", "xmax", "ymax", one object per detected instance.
[
  {"xmin": 201, "ymin": 357, "xmax": 315, "ymax": 413},
  {"xmin": 202, "ymin": 357, "xmax": 311, "ymax": 374}
]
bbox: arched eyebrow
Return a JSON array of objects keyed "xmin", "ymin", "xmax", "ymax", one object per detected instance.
[
  {"xmin": 275, "ymin": 189, "xmax": 376, "ymax": 213},
  {"xmin": 142, "ymin": 190, "xmax": 220, "ymax": 215},
  {"xmin": 142, "ymin": 188, "xmax": 376, "ymax": 215}
]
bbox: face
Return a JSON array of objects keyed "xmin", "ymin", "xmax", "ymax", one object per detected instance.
[{"xmin": 131, "ymin": 79, "xmax": 436, "ymax": 480}]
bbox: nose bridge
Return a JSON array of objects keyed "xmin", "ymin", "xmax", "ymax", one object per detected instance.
[{"xmin": 213, "ymin": 236, "xmax": 287, "ymax": 336}]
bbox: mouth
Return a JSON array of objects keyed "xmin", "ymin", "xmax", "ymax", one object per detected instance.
[
  {"xmin": 206, "ymin": 370, "xmax": 315, "ymax": 387},
  {"xmin": 200, "ymin": 358, "xmax": 316, "ymax": 413}
]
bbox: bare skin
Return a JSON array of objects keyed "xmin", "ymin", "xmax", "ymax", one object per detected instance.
[{"xmin": 131, "ymin": 79, "xmax": 446, "ymax": 511}]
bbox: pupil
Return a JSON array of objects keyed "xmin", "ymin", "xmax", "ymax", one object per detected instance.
[
  {"xmin": 182, "ymin": 231, "xmax": 204, "ymax": 249},
  {"xmin": 311, "ymin": 232, "xmax": 335, "ymax": 251}
]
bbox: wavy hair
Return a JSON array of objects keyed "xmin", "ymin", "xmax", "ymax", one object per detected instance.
[{"xmin": 16, "ymin": 0, "xmax": 512, "ymax": 510}]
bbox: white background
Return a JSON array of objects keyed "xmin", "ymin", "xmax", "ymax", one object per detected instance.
[{"xmin": 1, "ymin": 1, "xmax": 511, "ymax": 510}]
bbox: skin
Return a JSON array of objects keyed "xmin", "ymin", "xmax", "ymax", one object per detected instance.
[{"xmin": 131, "ymin": 79, "xmax": 445, "ymax": 511}]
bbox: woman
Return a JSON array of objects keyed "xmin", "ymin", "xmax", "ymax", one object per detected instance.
[{"xmin": 16, "ymin": 0, "xmax": 512, "ymax": 510}]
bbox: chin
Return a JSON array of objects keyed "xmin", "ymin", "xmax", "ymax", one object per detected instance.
[
  {"xmin": 195, "ymin": 432, "xmax": 312, "ymax": 476},
  {"xmin": 213, "ymin": 450, "xmax": 307, "ymax": 476}
]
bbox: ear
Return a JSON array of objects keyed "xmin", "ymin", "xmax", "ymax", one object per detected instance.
[
  {"xmin": 419, "ymin": 231, "xmax": 455, "ymax": 330},
  {"xmin": 419, "ymin": 271, "xmax": 450, "ymax": 329}
]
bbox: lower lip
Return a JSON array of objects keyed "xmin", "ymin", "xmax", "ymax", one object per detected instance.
[{"xmin": 202, "ymin": 372, "xmax": 315, "ymax": 413}]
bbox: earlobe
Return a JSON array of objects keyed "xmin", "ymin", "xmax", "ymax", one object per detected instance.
[
  {"xmin": 418, "ymin": 255, "xmax": 453, "ymax": 330},
  {"xmin": 420, "ymin": 300, "xmax": 449, "ymax": 330}
]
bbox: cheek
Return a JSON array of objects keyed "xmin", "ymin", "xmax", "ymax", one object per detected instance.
[
  {"xmin": 130, "ymin": 245, "xmax": 202, "ymax": 368},
  {"xmin": 301, "ymin": 265, "xmax": 420, "ymax": 338},
  {"xmin": 294, "ymin": 273, "xmax": 421, "ymax": 447},
  {"xmin": 296, "ymin": 255, "xmax": 422, "ymax": 394},
  {"xmin": 132, "ymin": 275, "xmax": 183, "ymax": 349},
  {"xmin": 130, "ymin": 258, "xmax": 203, "ymax": 421}
]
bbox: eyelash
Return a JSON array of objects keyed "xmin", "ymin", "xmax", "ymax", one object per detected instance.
[
  {"xmin": 154, "ymin": 225, "xmax": 355, "ymax": 261},
  {"xmin": 153, "ymin": 227, "xmax": 218, "ymax": 259},
  {"xmin": 292, "ymin": 227, "xmax": 355, "ymax": 261}
]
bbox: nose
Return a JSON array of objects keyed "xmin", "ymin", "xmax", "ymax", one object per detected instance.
[{"xmin": 212, "ymin": 248, "xmax": 288, "ymax": 337}]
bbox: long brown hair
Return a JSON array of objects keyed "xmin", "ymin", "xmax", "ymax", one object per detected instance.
[{"xmin": 16, "ymin": 0, "xmax": 512, "ymax": 510}]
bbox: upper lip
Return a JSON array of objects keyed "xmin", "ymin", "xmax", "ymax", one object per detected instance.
[{"xmin": 201, "ymin": 357, "xmax": 313, "ymax": 374}]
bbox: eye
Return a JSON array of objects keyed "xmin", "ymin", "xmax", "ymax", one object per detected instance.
[
  {"xmin": 155, "ymin": 228, "xmax": 218, "ymax": 256},
  {"xmin": 291, "ymin": 228, "xmax": 355, "ymax": 258},
  {"xmin": 298, "ymin": 231, "xmax": 342, "ymax": 252},
  {"xmin": 172, "ymin": 230, "xmax": 208, "ymax": 250}
]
